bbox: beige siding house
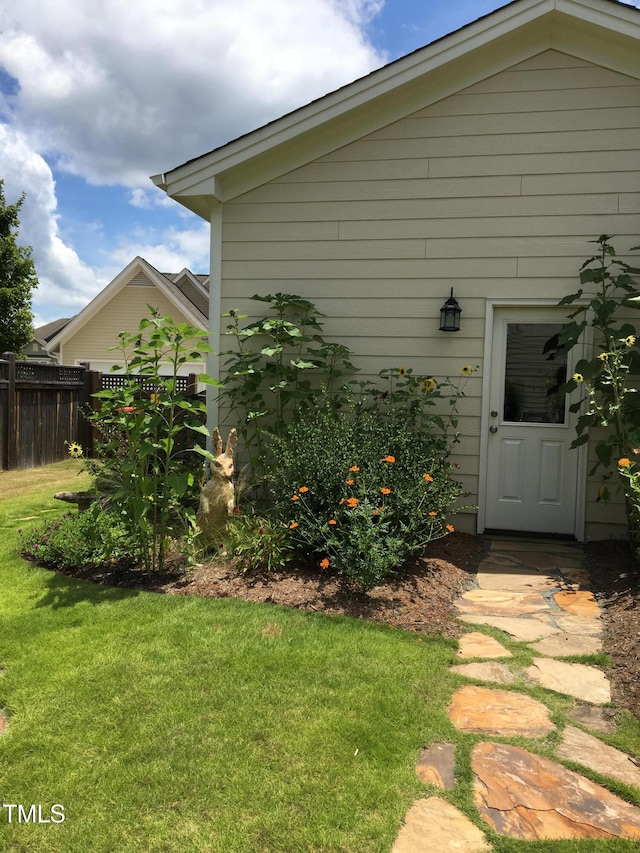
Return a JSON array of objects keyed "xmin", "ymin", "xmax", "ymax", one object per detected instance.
[
  {"xmin": 47, "ymin": 257, "xmax": 209, "ymax": 376},
  {"xmin": 152, "ymin": 0, "xmax": 640, "ymax": 541}
]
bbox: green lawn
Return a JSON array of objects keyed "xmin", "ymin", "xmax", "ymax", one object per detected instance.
[
  {"xmin": 0, "ymin": 462, "xmax": 457, "ymax": 852},
  {"xmin": 1, "ymin": 462, "xmax": 639, "ymax": 852}
]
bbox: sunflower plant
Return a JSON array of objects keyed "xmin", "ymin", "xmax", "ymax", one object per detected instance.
[
  {"xmin": 87, "ymin": 309, "xmax": 216, "ymax": 573},
  {"xmin": 550, "ymin": 235, "xmax": 640, "ymax": 535}
]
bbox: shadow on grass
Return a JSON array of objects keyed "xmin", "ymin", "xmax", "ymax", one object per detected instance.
[{"xmin": 34, "ymin": 567, "xmax": 140, "ymax": 610}]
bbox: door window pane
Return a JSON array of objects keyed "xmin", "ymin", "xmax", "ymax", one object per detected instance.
[{"xmin": 503, "ymin": 323, "xmax": 567, "ymax": 424}]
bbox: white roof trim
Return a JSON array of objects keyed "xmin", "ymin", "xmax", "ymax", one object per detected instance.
[{"xmin": 47, "ymin": 257, "xmax": 207, "ymax": 352}]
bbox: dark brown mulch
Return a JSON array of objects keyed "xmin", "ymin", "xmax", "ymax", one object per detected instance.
[
  {"xmin": 583, "ymin": 540, "xmax": 640, "ymax": 719},
  {"xmin": 158, "ymin": 532, "xmax": 486, "ymax": 639}
]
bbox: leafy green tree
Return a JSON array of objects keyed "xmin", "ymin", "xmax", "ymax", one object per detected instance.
[{"xmin": 0, "ymin": 180, "xmax": 38, "ymax": 353}]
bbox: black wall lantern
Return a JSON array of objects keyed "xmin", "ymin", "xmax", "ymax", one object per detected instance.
[{"xmin": 439, "ymin": 288, "xmax": 462, "ymax": 332}]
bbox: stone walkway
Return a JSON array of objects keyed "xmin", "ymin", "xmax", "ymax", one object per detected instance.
[{"xmin": 391, "ymin": 537, "xmax": 640, "ymax": 851}]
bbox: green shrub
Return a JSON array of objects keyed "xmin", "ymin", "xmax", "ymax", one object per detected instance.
[
  {"xmin": 268, "ymin": 399, "xmax": 463, "ymax": 590},
  {"xmin": 219, "ymin": 511, "xmax": 294, "ymax": 573},
  {"xmin": 20, "ymin": 503, "xmax": 135, "ymax": 573}
]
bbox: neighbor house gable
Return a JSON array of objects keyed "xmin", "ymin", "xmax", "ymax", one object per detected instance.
[{"xmin": 47, "ymin": 256, "xmax": 208, "ymax": 364}]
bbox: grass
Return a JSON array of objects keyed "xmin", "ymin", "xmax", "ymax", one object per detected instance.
[
  {"xmin": 0, "ymin": 462, "xmax": 456, "ymax": 852},
  {"xmin": 1, "ymin": 461, "xmax": 639, "ymax": 852}
]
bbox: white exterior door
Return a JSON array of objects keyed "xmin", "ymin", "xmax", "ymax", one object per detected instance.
[{"xmin": 484, "ymin": 307, "xmax": 580, "ymax": 536}]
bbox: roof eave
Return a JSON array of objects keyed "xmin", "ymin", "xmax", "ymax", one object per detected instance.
[{"xmin": 154, "ymin": 0, "xmax": 640, "ymax": 215}]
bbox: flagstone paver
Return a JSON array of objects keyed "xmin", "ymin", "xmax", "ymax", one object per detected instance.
[
  {"xmin": 525, "ymin": 657, "xmax": 611, "ymax": 704},
  {"xmin": 476, "ymin": 567, "xmax": 558, "ymax": 592},
  {"xmin": 472, "ymin": 741, "xmax": 640, "ymax": 840},
  {"xmin": 455, "ymin": 589, "xmax": 550, "ymax": 617},
  {"xmin": 449, "ymin": 662, "xmax": 515, "ymax": 685},
  {"xmin": 568, "ymin": 703, "xmax": 617, "ymax": 735},
  {"xmin": 553, "ymin": 590, "xmax": 601, "ymax": 618},
  {"xmin": 448, "ymin": 685, "xmax": 555, "ymax": 737},
  {"xmin": 391, "ymin": 797, "xmax": 492, "ymax": 853},
  {"xmin": 415, "ymin": 743, "xmax": 456, "ymax": 789},
  {"xmin": 457, "ymin": 614, "xmax": 560, "ymax": 641},
  {"xmin": 498, "ymin": 550, "xmax": 581, "ymax": 570},
  {"xmin": 554, "ymin": 613, "xmax": 603, "ymax": 636},
  {"xmin": 395, "ymin": 536, "xmax": 640, "ymax": 852},
  {"xmin": 456, "ymin": 632, "xmax": 512, "ymax": 659},
  {"xmin": 529, "ymin": 632, "xmax": 602, "ymax": 657},
  {"xmin": 557, "ymin": 726, "xmax": 640, "ymax": 788}
]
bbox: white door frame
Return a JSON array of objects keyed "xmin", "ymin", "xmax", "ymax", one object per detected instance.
[{"xmin": 477, "ymin": 298, "xmax": 589, "ymax": 541}]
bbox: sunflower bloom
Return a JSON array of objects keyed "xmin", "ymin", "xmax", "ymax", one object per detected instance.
[
  {"xmin": 460, "ymin": 365, "xmax": 472, "ymax": 376},
  {"xmin": 423, "ymin": 473, "xmax": 434, "ymax": 482},
  {"xmin": 289, "ymin": 521, "xmax": 299, "ymax": 529},
  {"xmin": 398, "ymin": 366, "xmax": 406, "ymax": 377},
  {"xmin": 446, "ymin": 524, "xmax": 455, "ymax": 533},
  {"xmin": 422, "ymin": 377, "xmax": 437, "ymax": 392},
  {"xmin": 66, "ymin": 441, "xmax": 83, "ymax": 458},
  {"xmin": 320, "ymin": 558, "xmax": 330, "ymax": 570},
  {"xmin": 598, "ymin": 352, "xmax": 608, "ymax": 361},
  {"xmin": 625, "ymin": 335, "xmax": 636, "ymax": 347},
  {"xmin": 573, "ymin": 372, "xmax": 584, "ymax": 383},
  {"xmin": 346, "ymin": 497, "xmax": 359, "ymax": 508},
  {"xmin": 383, "ymin": 455, "xmax": 395, "ymax": 463},
  {"xmin": 618, "ymin": 458, "xmax": 632, "ymax": 468}
]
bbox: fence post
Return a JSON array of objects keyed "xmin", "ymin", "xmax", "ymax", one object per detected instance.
[
  {"xmin": 2, "ymin": 352, "xmax": 16, "ymax": 470},
  {"xmin": 187, "ymin": 373, "xmax": 198, "ymax": 397}
]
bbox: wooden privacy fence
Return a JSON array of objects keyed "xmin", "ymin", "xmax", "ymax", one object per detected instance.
[
  {"xmin": 0, "ymin": 354, "xmax": 202, "ymax": 471},
  {"xmin": 0, "ymin": 353, "xmax": 99, "ymax": 471}
]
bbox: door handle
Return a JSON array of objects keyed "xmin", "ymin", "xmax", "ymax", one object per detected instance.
[{"xmin": 489, "ymin": 425, "xmax": 498, "ymax": 434}]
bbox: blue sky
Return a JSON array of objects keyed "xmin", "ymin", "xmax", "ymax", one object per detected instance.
[{"xmin": 0, "ymin": 0, "xmax": 637, "ymax": 324}]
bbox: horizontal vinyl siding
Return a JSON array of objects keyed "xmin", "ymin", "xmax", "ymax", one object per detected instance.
[
  {"xmin": 221, "ymin": 50, "xmax": 640, "ymax": 538},
  {"xmin": 62, "ymin": 286, "xmax": 195, "ymax": 366}
]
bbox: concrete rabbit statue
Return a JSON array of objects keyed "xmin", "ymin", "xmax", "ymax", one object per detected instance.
[{"xmin": 197, "ymin": 428, "xmax": 238, "ymax": 536}]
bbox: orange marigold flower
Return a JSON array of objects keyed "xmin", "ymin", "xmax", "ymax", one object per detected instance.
[
  {"xmin": 339, "ymin": 498, "xmax": 345, "ymax": 505},
  {"xmin": 328, "ymin": 519, "xmax": 337, "ymax": 525},
  {"xmin": 428, "ymin": 511, "xmax": 437, "ymax": 517},
  {"xmin": 446, "ymin": 524, "xmax": 455, "ymax": 532},
  {"xmin": 345, "ymin": 479, "xmax": 355, "ymax": 485},
  {"xmin": 346, "ymin": 497, "xmax": 359, "ymax": 507},
  {"xmin": 320, "ymin": 558, "xmax": 330, "ymax": 570},
  {"xmin": 349, "ymin": 465, "xmax": 360, "ymax": 472},
  {"xmin": 383, "ymin": 455, "xmax": 395, "ymax": 463},
  {"xmin": 423, "ymin": 473, "xmax": 434, "ymax": 482},
  {"xmin": 299, "ymin": 486, "xmax": 309, "ymax": 493},
  {"xmin": 291, "ymin": 494, "xmax": 300, "ymax": 501},
  {"xmin": 618, "ymin": 458, "xmax": 632, "ymax": 468},
  {"xmin": 289, "ymin": 521, "xmax": 299, "ymax": 529},
  {"xmin": 380, "ymin": 487, "xmax": 391, "ymax": 495}
]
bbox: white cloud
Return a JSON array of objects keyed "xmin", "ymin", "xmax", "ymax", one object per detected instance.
[
  {"xmin": 0, "ymin": 124, "xmax": 101, "ymax": 321},
  {"xmin": 107, "ymin": 222, "xmax": 211, "ymax": 277},
  {"xmin": 0, "ymin": 0, "xmax": 385, "ymax": 187}
]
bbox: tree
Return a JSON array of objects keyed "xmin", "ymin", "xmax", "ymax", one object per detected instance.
[{"xmin": 0, "ymin": 180, "xmax": 38, "ymax": 353}]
